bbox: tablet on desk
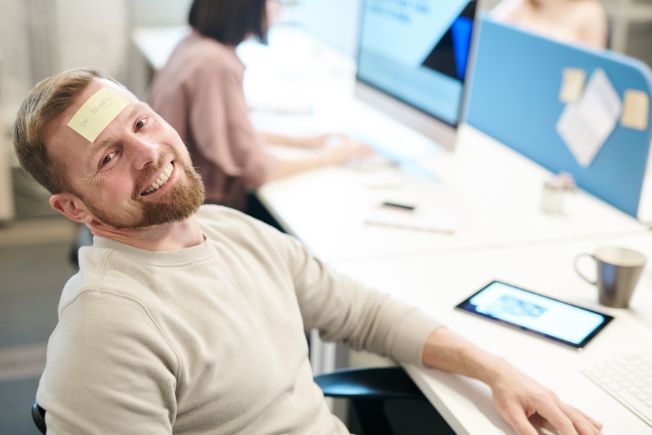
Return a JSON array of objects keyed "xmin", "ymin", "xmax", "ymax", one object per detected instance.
[{"xmin": 456, "ymin": 280, "xmax": 613, "ymax": 349}]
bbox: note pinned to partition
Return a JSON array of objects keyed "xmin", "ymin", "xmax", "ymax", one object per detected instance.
[
  {"xmin": 559, "ymin": 68, "xmax": 586, "ymax": 103},
  {"xmin": 620, "ymin": 90, "xmax": 649, "ymax": 131},
  {"xmin": 556, "ymin": 69, "xmax": 622, "ymax": 167}
]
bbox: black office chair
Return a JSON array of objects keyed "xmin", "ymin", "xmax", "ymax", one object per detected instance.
[
  {"xmin": 315, "ymin": 367, "xmax": 454, "ymax": 435},
  {"xmin": 32, "ymin": 367, "xmax": 451, "ymax": 435}
]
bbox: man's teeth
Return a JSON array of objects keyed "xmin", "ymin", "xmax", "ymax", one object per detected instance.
[{"xmin": 143, "ymin": 162, "xmax": 173, "ymax": 195}]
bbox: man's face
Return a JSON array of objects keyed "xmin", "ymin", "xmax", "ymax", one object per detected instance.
[{"xmin": 46, "ymin": 78, "xmax": 204, "ymax": 229}]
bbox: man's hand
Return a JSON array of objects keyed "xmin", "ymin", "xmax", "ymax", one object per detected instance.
[
  {"xmin": 489, "ymin": 360, "xmax": 602, "ymax": 435},
  {"xmin": 422, "ymin": 327, "xmax": 603, "ymax": 435}
]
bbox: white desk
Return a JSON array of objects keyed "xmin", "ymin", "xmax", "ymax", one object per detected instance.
[
  {"xmin": 330, "ymin": 233, "xmax": 652, "ymax": 434},
  {"xmin": 258, "ymin": 122, "xmax": 647, "ymax": 262}
]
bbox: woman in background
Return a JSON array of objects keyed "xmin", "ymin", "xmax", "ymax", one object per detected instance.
[
  {"xmin": 149, "ymin": 0, "xmax": 369, "ymax": 213},
  {"xmin": 492, "ymin": 0, "xmax": 608, "ymax": 50}
]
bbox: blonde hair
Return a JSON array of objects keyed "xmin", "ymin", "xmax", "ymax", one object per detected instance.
[{"xmin": 12, "ymin": 68, "xmax": 112, "ymax": 194}]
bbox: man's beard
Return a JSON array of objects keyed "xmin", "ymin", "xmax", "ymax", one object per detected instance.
[{"xmin": 85, "ymin": 159, "xmax": 205, "ymax": 229}]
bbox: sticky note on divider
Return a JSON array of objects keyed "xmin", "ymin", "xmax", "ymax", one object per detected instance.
[
  {"xmin": 67, "ymin": 86, "xmax": 129, "ymax": 142},
  {"xmin": 620, "ymin": 90, "xmax": 649, "ymax": 131},
  {"xmin": 559, "ymin": 68, "xmax": 586, "ymax": 103}
]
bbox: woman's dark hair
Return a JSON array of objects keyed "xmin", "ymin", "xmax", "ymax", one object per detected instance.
[{"xmin": 188, "ymin": 0, "xmax": 268, "ymax": 45}]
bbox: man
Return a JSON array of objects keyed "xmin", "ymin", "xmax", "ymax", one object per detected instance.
[{"xmin": 14, "ymin": 68, "xmax": 602, "ymax": 434}]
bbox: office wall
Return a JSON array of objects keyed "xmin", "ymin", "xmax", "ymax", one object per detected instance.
[
  {"xmin": 129, "ymin": 0, "xmax": 193, "ymax": 26},
  {"xmin": 0, "ymin": 0, "xmax": 35, "ymax": 111},
  {"xmin": 55, "ymin": 0, "xmax": 129, "ymax": 81}
]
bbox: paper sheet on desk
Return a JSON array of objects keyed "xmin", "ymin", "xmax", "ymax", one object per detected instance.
[
  {"xmin": 364, "ymin": 206, "xmax": 457, "ymax": 234},
  {"xmin": 556, "ymin": 69, "xmax": 622, "ymax": 167}
]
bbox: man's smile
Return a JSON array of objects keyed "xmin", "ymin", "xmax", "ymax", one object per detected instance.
[{"xmin": 141, "ymin": 161, "xmax": 175, "ymax": 196}]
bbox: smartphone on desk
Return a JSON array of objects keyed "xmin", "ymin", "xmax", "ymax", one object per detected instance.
[{"xmin": 455, "ymin": 280, "xmax": 613, "ymax": 349}]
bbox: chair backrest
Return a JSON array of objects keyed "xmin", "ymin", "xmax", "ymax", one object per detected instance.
[
  {"xmin": 32, "ymin": 401, "xmax": 46, "ymax": 434},
  {"xmin": 315, "ymin": 366, "xmax": 454, "ymax": 435}
]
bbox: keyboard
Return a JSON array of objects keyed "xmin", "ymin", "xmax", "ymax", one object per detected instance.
[{"xmin": 582, "ymin": 350, "xmax": 652, "ymax": 427}]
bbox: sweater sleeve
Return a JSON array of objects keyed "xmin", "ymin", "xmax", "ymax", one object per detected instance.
[
  {"xmin": 188, "ymin": 62, "xmax": 278, "ymax": 188},
  {"xmin": 37, "ymin": 290, "xmax": 179, "ymax": 434},
  {"xmin": 277, "ymin": 230, "xmax": 441, "ymax": 367}
]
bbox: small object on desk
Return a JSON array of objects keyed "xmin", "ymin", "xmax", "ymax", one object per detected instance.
[
  {"xmin": 382, "ymin": 201, "xmax": 416, "ymax": 211},
  {"xmin": 541, "ymin": 172, "xmax": 576, "ymax": 214},
  {"xmin": 365, "ymin": 202, "xmax": 456, "ymax": 234}
]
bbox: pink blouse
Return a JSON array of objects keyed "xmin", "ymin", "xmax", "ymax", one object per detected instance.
[{"xmin": 149, "ymin": 31, "xmax": 278, "ymax": 209}]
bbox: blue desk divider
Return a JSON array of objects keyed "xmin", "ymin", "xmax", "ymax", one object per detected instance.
[{"xmin": 465, "ymin": 16, "xmax": 652, "ymax": 218}]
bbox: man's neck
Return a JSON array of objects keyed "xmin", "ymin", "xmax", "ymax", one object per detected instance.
[{"xmin": 89, "ymin": 215, "xmax": 205, "ymax": 251}]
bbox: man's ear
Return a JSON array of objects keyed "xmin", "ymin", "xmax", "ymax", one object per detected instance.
[{"xmin": 49, "ymin": 193, "xmax": 93, "ymax": 224}]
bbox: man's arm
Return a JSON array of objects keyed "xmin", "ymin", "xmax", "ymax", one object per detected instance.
[
  {"xmin": 249, "ymin": 219, "xmax": 600, "ymax": 434},
  {"xmin": 38, "ymin": 291, "xmax": 178, "ymax": 434},
  {"xmin": 422, "ymin": 327, "xmax": 602, "ymax": 435}
]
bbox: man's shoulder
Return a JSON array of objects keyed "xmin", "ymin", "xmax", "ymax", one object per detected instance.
[
  {"xmin": 68, "ymin": 244, "xmax": 161, "ymax": 311},
  {"xmin": 57, "ymin": 264, "xmax": 151, "ymax": 322}
]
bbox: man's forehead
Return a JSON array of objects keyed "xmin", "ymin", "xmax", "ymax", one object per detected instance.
[
  {"xmin": 65, "ymin": 79, "xmax": 134, "ymax": 143},
  {"xmin": 45, "ymin": 79, "xmax": 139, "ymax": 163}
]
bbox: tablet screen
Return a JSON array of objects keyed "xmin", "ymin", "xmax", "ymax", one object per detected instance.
[{"xmin": 456, "ymin": 281, "xmax": 613, "ymax": 348}]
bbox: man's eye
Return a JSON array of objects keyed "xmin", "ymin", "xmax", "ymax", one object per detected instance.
[
  {"xmin": 135, "ymin": 118, "xmax": 146, "ymax": 131},
  {"xmin": 101, "ymin": 152, "xmax": 115, "ymax": 167}
]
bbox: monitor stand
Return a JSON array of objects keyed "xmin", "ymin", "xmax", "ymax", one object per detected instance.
[{"xmin": 354, "ymin": 81, "xmax": 458, "ymax": 152}]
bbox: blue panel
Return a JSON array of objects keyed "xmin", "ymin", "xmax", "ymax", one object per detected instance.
[{"xmin": 465, "ymin": 16, "xmax": 652, "ymax": 217}]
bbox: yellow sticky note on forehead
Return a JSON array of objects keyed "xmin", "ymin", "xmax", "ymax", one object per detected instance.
[{"xmin": 67, "ymin": 86, "xmax": 129, "ymax": 142}]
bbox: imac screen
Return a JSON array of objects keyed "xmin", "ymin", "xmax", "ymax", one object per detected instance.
[{"xmin": 357, "ymin": 0, "xmax": 477, "ymax": 126}]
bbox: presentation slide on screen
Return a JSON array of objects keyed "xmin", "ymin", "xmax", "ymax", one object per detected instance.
[{"xmin": 358, "ymin": 0, "xmax": 475, "ymax": 125}]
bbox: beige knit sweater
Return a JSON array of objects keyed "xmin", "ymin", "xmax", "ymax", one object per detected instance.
[{"xmin": 37, "ymin": 205, "xmax": 439, "ymax": 434}]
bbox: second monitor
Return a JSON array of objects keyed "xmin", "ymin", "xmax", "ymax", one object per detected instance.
[{"xmin": 356, "ymin": 0, "xmax": 478, "ymax": 150}]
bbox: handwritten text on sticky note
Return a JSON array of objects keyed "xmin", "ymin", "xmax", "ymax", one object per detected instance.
[{"xmin": 67, "ymin": 86, "xmax": 129, "ymax": 143}]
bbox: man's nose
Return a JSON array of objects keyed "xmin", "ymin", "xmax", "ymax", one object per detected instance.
[{"xmin": 127, "ymin": 136, "xmax": 160, "ymax": 170}]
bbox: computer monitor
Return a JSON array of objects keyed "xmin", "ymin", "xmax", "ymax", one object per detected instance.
[{"xmin": 355, "ymin": 0, "xmax": 477, "ymax": 150}]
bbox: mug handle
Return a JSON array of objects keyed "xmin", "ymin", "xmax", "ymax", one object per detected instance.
[{"xmin": 574, "ymin": 253, "xmax": 597, "ymax": 285}]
